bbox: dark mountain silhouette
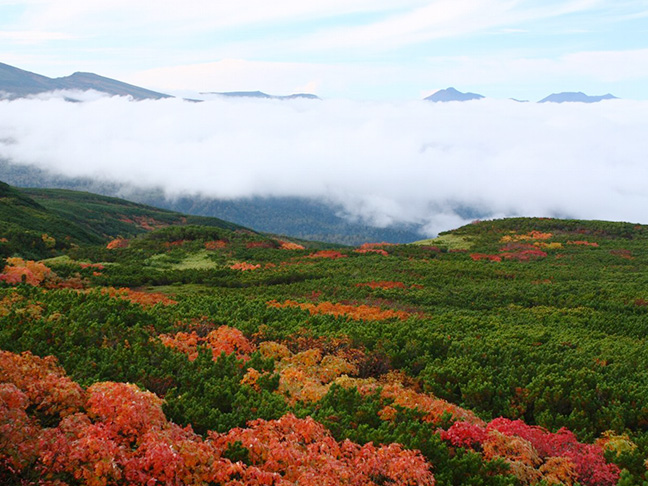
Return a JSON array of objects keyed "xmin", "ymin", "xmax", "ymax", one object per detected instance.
[{"xmin": 0, "ymin": 62, "xmax": 171, "ymax": 100}]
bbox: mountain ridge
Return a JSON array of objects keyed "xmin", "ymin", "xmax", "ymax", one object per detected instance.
[{"xmin": 0, "ymin": 62, "xmax": 171, "ymax": 100}]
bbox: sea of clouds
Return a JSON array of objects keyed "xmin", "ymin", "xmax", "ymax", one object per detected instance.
[{"xmin": 1, "ymin": 92, "xmax": 647, "ymax": 236}]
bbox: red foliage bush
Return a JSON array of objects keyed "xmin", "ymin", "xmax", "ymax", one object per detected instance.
[{"xmin": 470, "ymin": 253, "xmax": 502, "ymax": 262}]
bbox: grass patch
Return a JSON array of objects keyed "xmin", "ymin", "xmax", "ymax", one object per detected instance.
[{"xmin": 412, "ymin": 234, "xmax": 474, "ymax": 250}]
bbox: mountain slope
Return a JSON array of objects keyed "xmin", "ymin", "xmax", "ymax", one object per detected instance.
[
  {"xmin": 0, "ymin": 181, "xmax": 248, "ymax": 258},
  {"xmin": 55, "ymin": 72, "xmax": 171, "ymax": 100},
  {"xmin": 0, "ymin": 62, "xmax": 171, "ymax": 100}
]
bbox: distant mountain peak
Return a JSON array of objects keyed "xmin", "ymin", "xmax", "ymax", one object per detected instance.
[
  {"xmin": 202, "ymin": 90, "xmax": 321, "ymax": 100},
  {"xmin": 538, "ymin": 92, "xmax": 618, "ymax": 103},
  {"xmin": 424, "ymin": 87, "xmax": 485, "ymax": 102}
]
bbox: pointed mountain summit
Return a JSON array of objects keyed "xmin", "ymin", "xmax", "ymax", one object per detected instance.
[
  {"xmin": 0, "ymin": 62, "xmax": 171, "ymax": 100},
  {"xmin": 538, "ymin": 92, "xmax": 618, "ymax": 103},
  {"xmin": 424, "ymin": 87, "xmax": 485, "ymax": 102}
]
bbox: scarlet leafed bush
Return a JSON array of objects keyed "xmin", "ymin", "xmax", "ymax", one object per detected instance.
[
  {"xmin": 500, "ymin": 249, "xmax": 548, "ymax": 261},
  {"xmin": 470, "ymin": 253, "xmax": 502, "ymax": 262},
  {"xmin": 440, "ymin": 421, "xmax": 488, "ymax": 448},
  {"xmin": 486, "ymin": 418, "xmax": 619, "ymax": 486}
]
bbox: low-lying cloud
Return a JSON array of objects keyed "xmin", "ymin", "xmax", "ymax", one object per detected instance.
[{"xmin": 1, "ymin": 94, "xmax": 647, "ymax": 236}]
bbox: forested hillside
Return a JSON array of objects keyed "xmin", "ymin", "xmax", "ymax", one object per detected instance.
[{"xmin": 2, "ymin": 185, "xmax": 648, "ymax": 485}]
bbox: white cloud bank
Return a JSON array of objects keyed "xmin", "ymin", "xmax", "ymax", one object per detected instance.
[{"xmin": 1, "ymin": 95, "xmax": 647, "ymax": 236}]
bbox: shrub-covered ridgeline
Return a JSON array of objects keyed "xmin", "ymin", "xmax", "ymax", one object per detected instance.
[{"xmin": 2, "ymin": 209, "xmax": 648, "ymax": 485}]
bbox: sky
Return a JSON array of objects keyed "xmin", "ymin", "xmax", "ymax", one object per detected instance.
[
  {"xmin": 1, "ymin": 1, "xmax": 648, "ymax": 237},
  {"xmin": 1, "ymin": 0, "xmax": 648, "ymax": 100}
]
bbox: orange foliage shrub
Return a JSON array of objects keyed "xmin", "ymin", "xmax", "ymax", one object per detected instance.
[
  {"xmin": 0, "ymin": 257, "xmax": 54, "ymax": 286},
  {"xmin": 79, "ymin": 262, "xmax": 105, "ymax": 270},
  {"xmin": 0, "ymin": 350, "xmax": 85, "ymax": 417},
  {"xmin": 163, "ymin": 240, "xmax": 189, "ymax": 248},
  {"xmin": 278, "ymin": 240, "xmax": 305, "ymax": 250},
  {"xmin": 1, "ymin": 349, "xmax": 435, "ymax": 486},
  {"xmin": 354, "ymin": 248, "xmax": 389, "ymax": 256},
  {"xmin": 357, "ymin": 281, "xmax": 407, "ymax": 290},
  {"xmin": 268, "ymin": 299, "xmax": 410, "ymax": 321},
  {"xmin": 101, "ymin": 287, "xmax": 177, "ymax": 307},
  {"xmin": 379, "ymin": 382, "xmax": 484, "ymax": 425},
  {"xmin": 246, "ymin": 241, "xmax": 275, "ymax": 249},
  {"xmin": 0, "ymin": 383, "xmax": 41, "ymax": 474},
  {"xmin": 501, "ymin": 231, "xmax": 553, "ymax": 243},
  {"xmin": 86, "ymin": 382, "xmax": 166, "ymax": 441},
  {"xmin": 106, "ymin": 238, "xmax": 129, "ymax": 249},
  {"xmin": 308, "ymin": 250, "xmax": 347, "ymax": 259},
  {"xmin": 609, "ymin": 249, "xmax": 633, "ymax": 259},
  {"xmin": 230, "ymin": 262, "xmax": 261, "ymax": 271},
  {"xmin": 204, "ymin": 240, "xmax": 228, "ymax": 250},
  {"xmin": 159, "ymin": 326, "xmax": 255, "ymax": 362},
  {"xmin": 210, "ymin": 414, "xmax": 435, "ymax": 486},
  {"xmin": 567, "ymin": 240, "xmax": 599, "ymax": 247},
  {"xmin": 159, "ymin": 331, "xmax": 202, "ymax": 361}
]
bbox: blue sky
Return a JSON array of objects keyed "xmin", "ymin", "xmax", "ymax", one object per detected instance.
[{"xmin": 1, "ymin": 0, "xmax": 648, "ymax": 100}]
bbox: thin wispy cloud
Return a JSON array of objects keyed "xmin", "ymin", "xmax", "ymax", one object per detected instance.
[
  {"xmin": 1, "ymin": 1, "xmax": 647, "ymax": 99},
  {"xmin": 0, "ymin": 95, "xmax": 647, "ymax": 235}
]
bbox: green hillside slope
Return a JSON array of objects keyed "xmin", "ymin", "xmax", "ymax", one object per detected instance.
[{"xmin": 0, "ymin": 181, "xmax": 247, "ymax": 259}]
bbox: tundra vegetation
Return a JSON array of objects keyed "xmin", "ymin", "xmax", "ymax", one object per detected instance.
[{"xmin": 1, "ymin": 183, "xmax": 648, "ymax": 485}]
